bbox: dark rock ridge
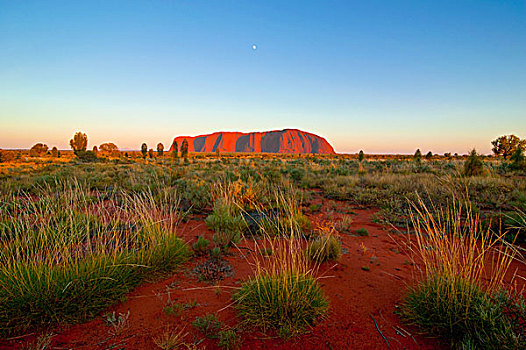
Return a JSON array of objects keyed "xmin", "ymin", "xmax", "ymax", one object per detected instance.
[{"xmin": 169, "ymin": 129, "xmax": 335, "ymax": 154}]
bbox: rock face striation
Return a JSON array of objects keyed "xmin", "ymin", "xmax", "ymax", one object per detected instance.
[{"xmin": 169, "ymin": 129, "xmax": 335, "ymax": 154}]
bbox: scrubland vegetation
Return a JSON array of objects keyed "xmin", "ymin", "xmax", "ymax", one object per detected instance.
[
  {"xmin": 0, "ymin": 180, "xmax": 189, "ymax": 336},
  {"xmin": 0, "ymin": 135, "xmax": 525, "ymax": 349}
]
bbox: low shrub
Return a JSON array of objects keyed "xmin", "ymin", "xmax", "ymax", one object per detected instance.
[
  {"xmin": 206, "ymin": 199, "xmax": 246, "ymax": 238},
  {"xmin": 463, "ymin": 149, "xmax": 484, "ymax": 176},
  {"xmin": 212, "ymin": 231, "xmax": 241, "ymax": 249},
  {"xmin": 164, "ymin": 302, "xmax": 184, "ymax": 316},
  {"xmin": 74, "ymin": 150, "xmax": 99, "ymax": 163},
  {"xmin": 355, "ymin": 227, "xmax": 369, "ymax": 236},
  {"xmin": 210, "ymin": 246, "xmax": 222, "ymax": 259},
  {"xmin": 192, "ymin": 314, "xmax": 223, "ymax": 339},
  {"xmin": 175, "ymin": 178, "xmax": 210, "ymax": 213},
  {"xmin": 308, "ymin": 203, "xmax": 322, "ymax": 212},
  {"xmin": 218, "ymin": 329, "xmax": 241, "ymax": 349},
  {"xmin": 192, "ymin": 236, "xmax": 210, "ymax": 256},
  {"xmin": 192, "ymin": 258, "xmax": 233, "ymax": 283},
  {"xmin": 254, "ymin": 209, "xmax": 311, "ymax": 237}
]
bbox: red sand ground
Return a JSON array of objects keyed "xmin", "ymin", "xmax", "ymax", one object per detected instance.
[{"xmin": 2, "ymin": 194, "xmax": 524, "ymax": 349}]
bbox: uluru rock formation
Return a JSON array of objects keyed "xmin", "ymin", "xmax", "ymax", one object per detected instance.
[{"xmin": 170, "ymin": 129, "xmax": 335, "ymax": 154}]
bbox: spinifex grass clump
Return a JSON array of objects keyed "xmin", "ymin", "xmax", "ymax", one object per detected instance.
[
  {"xmin": 244, "ymin": 187, "xmax": 311, "ymax": 237},
  {"xmin": 206, "ymin": 198, "xmax": 244, "ymax": 247},
  {"xmin": 205, "ymin": 181, "xmax": 255, "ymax": 246},
  {"xmin": 305, "ymin": 232, "xmax": 342, "ymax": 263},
  {"xmin": 0, "ymin": 181, "xmax": 189, "ymax": 336},
  {"xmin": 207, "ymin": 181, "xmax": 310, "ymax": 243},
  {"xmin": 233, "ymin": 236, "xmax": 328, "ymax": 339},
  {"xmin": 401, "ymin": 196, "xmax": 524, "ymax": 349}
]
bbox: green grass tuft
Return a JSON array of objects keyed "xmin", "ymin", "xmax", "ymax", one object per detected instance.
[
  {"xmin": 355, "ymin": 227, "xmax": 369, "ymax": 236},
  {"xmin": 401, "ymin": 196, "xmax": 524, "ymax": 349},
  {"xmin": 192, "ymin": 314, "xmax": 223, "ymax": 339},
  {"xmin": 217, "ymin": 329, "xmax": 242, "ymax": 350},
  {"xmin": 233, "ymin": 273, "xmax": 328, "ymax": 338},
  {"xmin": 402, "ymin": 275, "xmax": 525, "ymax": 349},
  {"xmin": 0, "ymin": 184, "xmax": 189, "ymax": 337},
  {"xmin": 305, "ymin": 234, "xmax": 342, "ymax": 263}
]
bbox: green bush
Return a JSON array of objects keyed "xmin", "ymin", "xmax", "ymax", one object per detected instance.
[
  {"xmin": 355, "ymin": 227, "xmax": 369, "ymax": 236},
  {"xmin": 463, "ymin": 149, "xmax": 484, "ymax": 176},
  {"xmin": 210, "ymin": 246, "xmax": 222, "ymax": 259},
  {"xmin": 175, "ymin": 179, "xmax": 210, "ymax": 213},
  {"xmin": 510, "ymin": 148, "xmax": 525, "ymax": 170},
  {"xmin": 192, "ymin": 314, "xmax": 223, "ymax": 339},
  {"xmin": 256, "ymin": 210, "xmax": 311, "ymax": 237},
  {"xmin": 74, "ymin": 150, "xmax": 99, "ymax": 163},
  {"xmin": 218, "ymin": 329, "xmax": 241, "ymax": 349},
  {"xmin": 163, "ymin": 302, "xmax": 184, "ymax": 316},
  {"xmin": 192, "ymin": 236, "xmax": 210, "ymax": 256},
  {"xmin": 213, "ymin": 231, "xmax": 241, "ymax": 249},
  {"xmin": 205, "ymin": 200, "xmax": 246, "ymax": 237}
]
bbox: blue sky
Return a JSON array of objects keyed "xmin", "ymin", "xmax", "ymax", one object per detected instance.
[{"xmin": 0, "ymin": 0, "xmax": 525, "ymax": 153}]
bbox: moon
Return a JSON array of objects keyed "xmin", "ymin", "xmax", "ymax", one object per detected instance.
[{"xmin": 252, "ymin": 44, "xmax": 257, "ymax": 50}]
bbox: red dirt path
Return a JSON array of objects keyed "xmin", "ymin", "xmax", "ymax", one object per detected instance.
[{"xmin": 2, "ymin": 195, "xmax": 524, "ymax": 349}]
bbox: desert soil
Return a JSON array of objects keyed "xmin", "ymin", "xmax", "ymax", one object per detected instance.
[{"xmin": 2, "ymin": 193, "xmax": 524, "ymax": 349}]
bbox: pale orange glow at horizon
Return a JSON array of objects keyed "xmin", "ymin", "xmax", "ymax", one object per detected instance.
[
  {"xmin": 0, "ymin": 120, "xmax": 514, "ymax": 155},
  {"xmin": 1, "ymin": 2, "xmax": 524, "ymax": 155}
]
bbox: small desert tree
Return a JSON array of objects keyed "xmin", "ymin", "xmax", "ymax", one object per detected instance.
[
  {"xmin": 358, "ymin": 150, "xmax": 364, "ymax": 162},
  {"xmin": 141, "ymin": 143, "xmax": 148, "ymax": 159},
  {"xmin": 463, "ymin": 149, "xmax": 484, "ymax": 176},
  {"xmin": 69, "ymin": 132, "xmax": 88, "ymax": 155},
  {"xmin": 425, "ymin": 151, "xmax": 433, "ymax": 160},
  {"xmin": 414, "ymin": 149, "xmax": 422, "ymax": 164},
  {"xmin": 148, "ymin": 148, "xmax": 154, "ymax": 158},
  {"xmin": 29, "ymin": 143, "xmax": 49, "ymax": 157},
  {"xmin": 510, "ymin": 147, "xmax": 525, "ymax": 170},
  {"xmin": 99, "ymin": 143, "xmax": 120, "ymax": 157},
  {"xmin": 92, "ymin": 145, "xmax": 98, "ymax": 155},
  {"xmin": 171, "ymin": 140, "xmax": 178, "ymax": 159},
  {"xmin": 51, "ymin": 147, "xmax": 58, "ymax": 158},
  {"xmin": 157, "ymin": 143, "xmax": 164, "ymax": 157},
  {"xmin": 491, "ymin": 134, "xmax": 525, "ymax": 159},
  {"xmin": 181, "ymin": 139, "xmax": 189, "ymax": 159}
]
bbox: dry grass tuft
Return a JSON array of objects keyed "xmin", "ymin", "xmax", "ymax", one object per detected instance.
[{"xmin": 402, "ymin": 195, "xmax": 525, "ymax": 348}]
